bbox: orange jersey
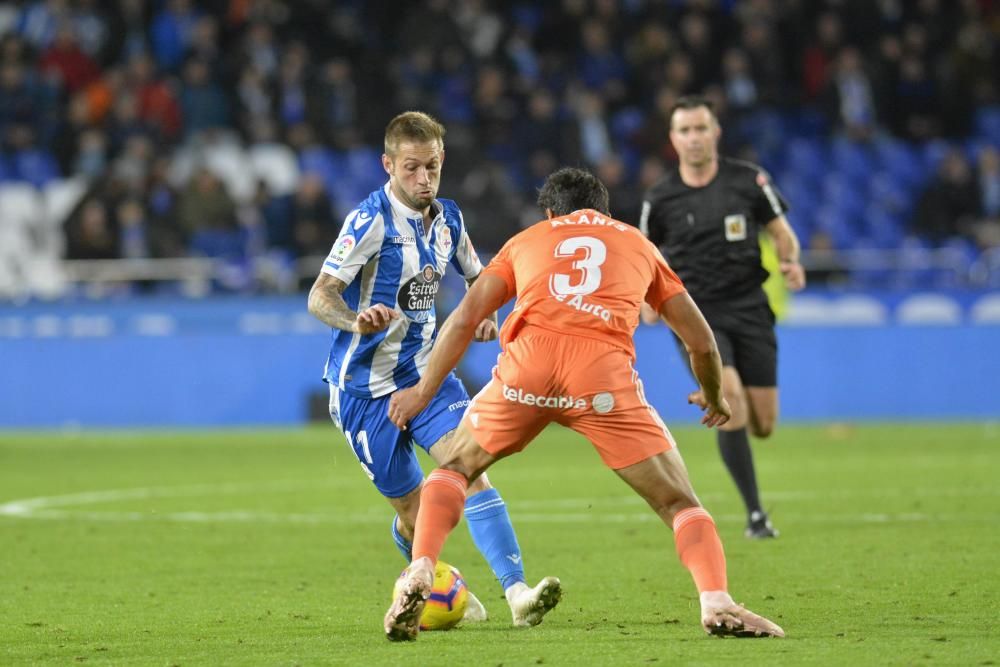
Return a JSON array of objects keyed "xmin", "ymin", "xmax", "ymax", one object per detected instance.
[{"xmin": 480, "ymin": 209, "xmax": 686, "ymax": 357}]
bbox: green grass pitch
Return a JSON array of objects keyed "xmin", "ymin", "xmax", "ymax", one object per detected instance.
[{"xmin": 2, "ymin": 423, "xmax": 998, "ymax": 666}]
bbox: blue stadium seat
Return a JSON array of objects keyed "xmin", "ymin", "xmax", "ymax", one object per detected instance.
[
  {"xmin": 831, "ymin": 137, "xmax": 875, "ymax": 184},
  {"xmin": 299, "ymin": 147, "xmax": 343, "ymax": 192},
  {"xmin": 821, "ymin": 173, "xmax": 866, "ymax": 219},
  {"xmin": 864, "ymin": 205, "xmax": 905, "ymax": 248},
  {"xmin": 921, "ymin": 139, "xmax": 951, "ymax": 174},
  {"xmin": 867, "ymin": 171, "xmax": 913, "ymax": 217},
  {"xmin": 610, "ymin": 107, "xmax": 644, "ymax": 144},
  {"xmin": 11, "ymin": 149, "xmax": 60, "ymax": 188},
  {"xmin": 784, "ymin": 137, "xmax": 827, "ymax": 183},
  {"xmin": 974, "ymin": 106, "xmax": 1000, "ymax": 143},
  {"xmin": 874, "ymin": 138, "xmax": 926, "ymax": 188},
  {"xmin": 814, "ymin": 205, "xmax": 858, "ymax": 250}
]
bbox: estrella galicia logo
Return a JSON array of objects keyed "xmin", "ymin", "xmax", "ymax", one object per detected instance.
[{"xmin": 397, "ymin": 264, "xmax": 441, "ymax": 322}]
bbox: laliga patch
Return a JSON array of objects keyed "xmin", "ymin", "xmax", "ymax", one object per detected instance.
[
  {"xmin": 592, "ymin": 392, "xmax": 615, "ymax": 414},
  {"xmin": 724, "ymin": 214, "xmax": 747, "ymax": 241},
  {"xmin": 329, "ymin": 235, "xmax": 355, "ymax": 265}
]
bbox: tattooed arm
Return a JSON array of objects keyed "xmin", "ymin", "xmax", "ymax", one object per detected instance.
[{"xmin": 307, "ymin": 273, "xmax": 398, "ymax": 334}]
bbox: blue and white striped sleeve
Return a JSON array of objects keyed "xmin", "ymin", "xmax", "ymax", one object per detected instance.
[
  {"xmin": 321, "ymin": 208, "xmax": 385, "ymax": 284},
  {"xmin": 450, "ymin": 211, "xmax": 484, "ymax": 280}
]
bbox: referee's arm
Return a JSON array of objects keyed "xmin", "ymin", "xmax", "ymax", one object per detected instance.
[{"xmin": 765, "ymin": 214, "xmax": 806, "ymax": 291}]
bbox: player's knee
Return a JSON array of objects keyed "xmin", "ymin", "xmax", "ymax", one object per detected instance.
[
  {"xmin": 751, "ymin": 421, "xmax": 774, "ymax": 438},
  {"xmin": 466, "ymin": 471, "xmax": 493, "ymax": 495},
  {"xmin": 664, "ymin": 494, "xmax": 701, "ymax": 523}
]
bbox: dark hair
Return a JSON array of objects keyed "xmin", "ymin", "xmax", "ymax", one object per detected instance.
[
  {"xmin": 668, "ymin": 94, "xmax": 717, "ymax": 127},
  {"xmin": 537, "ymin": 167, "xmax": 610, "ymax": 217}
]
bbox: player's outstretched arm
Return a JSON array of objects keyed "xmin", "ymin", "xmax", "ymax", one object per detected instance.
[
  {"xmin": 307, "ymin": 273, "xmax": 399, "ymax": 334},
  {"xmin": 466, "ymin": 273, "xmax": 499, "ymax": 342},
  {"xmin": 388, "ymin": 274, "xmax": 510, "ymax": 429},
  {"xmin": 766, "ymin": 215, "xmax": 806, "ymax": 291},
  {"xmin": 658, "ymin": 293, "xmax": 731, "ymax": 428}
]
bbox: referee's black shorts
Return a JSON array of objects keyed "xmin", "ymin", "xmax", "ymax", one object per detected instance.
[{"xmin": 673, "ymin": 298, "xmax": 778, "ymax": 387}]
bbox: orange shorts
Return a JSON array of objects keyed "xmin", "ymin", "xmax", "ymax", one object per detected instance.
[{"xmin": 462, "ymin": 330, "xmax": 676, "ymax": 469}]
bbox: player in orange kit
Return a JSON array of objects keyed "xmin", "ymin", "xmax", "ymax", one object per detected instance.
[{"xmin": 383, "ymin": 167, "xmax": 785, "ymax": 642}]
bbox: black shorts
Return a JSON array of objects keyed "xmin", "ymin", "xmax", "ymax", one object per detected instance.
[{"xmin": 673, "ymin": 297, "xmax": 777, "ymax": 388}]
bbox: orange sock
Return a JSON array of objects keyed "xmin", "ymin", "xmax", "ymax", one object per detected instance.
[
  {"xmin": 673, "ymin": 506, "xmax": 728, "ymax": 592},
  {"xmin": 412, "ymin": 469, "xmax": 468, "ymax": 563}
]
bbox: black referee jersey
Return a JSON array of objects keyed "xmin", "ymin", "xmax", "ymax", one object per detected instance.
[{"xmin": 638, "ymin": 157, "xmax": 789, "ymax": 305}]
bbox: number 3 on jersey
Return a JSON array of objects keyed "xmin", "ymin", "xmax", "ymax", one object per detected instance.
[
  {"xmin": 548, "ymin": 236, "xmax": 607, "ymax": 297},
  {"xmin": 345, "ymin": 430, "xmax": 375, "ymax": 481}
]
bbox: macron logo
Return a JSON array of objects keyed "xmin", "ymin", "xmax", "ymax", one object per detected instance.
[
  {"xmin": 506, "ymin": 554, "xmax": 521, "ymax": 564},
  {"xmin": 502, "ymin": 384, "xmax": 587, "ymax": 410}
]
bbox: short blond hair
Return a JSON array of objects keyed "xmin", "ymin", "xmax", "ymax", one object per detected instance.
[{"xmin": 384, "ymin": 111, "xmax": 445, "ymax": 156}]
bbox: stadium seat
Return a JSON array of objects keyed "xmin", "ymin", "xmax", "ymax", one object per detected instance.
[
  {"xmin": 895, "ymin": 293, "xmax": 963, "ymax": 324},
  {"xmin": 974, "ymin": 106, "xmax": 1000, "ymax": 144},
  {"xmin": 610, "ymin": 107, "xmax": 644, "ymax": 144},
  {"xmin": 249, "ymin": 143, "xmax": 301, "ymax": 198},
  {"xmin": 204, "ymin": 142, "xmax": 256, "ymax": 203},
  {"xmin": 921, "ymin": 139, "xmax": 951, "ymax": 174},
  {"xmin": 970, "ymin": 293, "xmax": 1000, "ymax": 323},
  {"xmin": 864, "ymin": 205, "xmax": 905, "ymax": 249},
  {"xmin": 831, "ymin": 137, "xmax": 875, "ymax": 184},
  {"xmin": 821, "ymin": 173, "xmax": 866, "ymax": 219},
  {"xmin": 814, "ymin": 205, "xmax": 859, "ymax": 250},
  {"xmin": 785, "ymin": 137, "xmax": 827, "ymax": 183},
  {"xmin": 0, "ymin": 184, "xmax": 44, "ymax": 299},
  {"xmin": 785, "ymin": 293, "xmax": 888, "ymax": 325},
  {"xmin": 867, "ymin": 171, "xmax": 912, "ymax": 217},
  {"xmin": 11, "ymin": 149, "xmax": 60, "ymax": 188},
  {"xmin": 874, "ymin": 138, "xmax": 926, "ymax": 188}
]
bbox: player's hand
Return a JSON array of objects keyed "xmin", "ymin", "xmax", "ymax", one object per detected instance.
[
  {"xmin": 388, "ymin": 386, "xmax": 431, "ymax": 430},
  {"xmin": 353, "ymin": 304, "xmax": 399, "ymax": 334},
  {"xmin": 687, "ymin": 389, "xmax": 732, "ymax": 428},
  {"xmin": 780, "ymin": 260, "xmax": 806, "ymax": 291},
  {"xmin": 474, "ymin": 318, "xmax": 498, "ymax": 342}
]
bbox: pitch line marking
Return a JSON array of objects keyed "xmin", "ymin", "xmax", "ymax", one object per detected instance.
[{"xmin": 0, "ymin": 483, "xmax": 997, "ymax": 525}]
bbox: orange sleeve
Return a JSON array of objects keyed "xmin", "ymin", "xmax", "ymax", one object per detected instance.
[
  {"xmin": 479, "ymin": 241, "xmax": 517, "ymax": 303},
  {"xmin": 644, "ymin": 245, "xmax": 686, "ymax": 311}
]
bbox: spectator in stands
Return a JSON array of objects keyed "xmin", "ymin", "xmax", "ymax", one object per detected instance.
[
  {"xmin": 971, "ymin": 146, "xmax": 1000, "ymax": 249},
  {"xmin": 66, "ymin": 198, "xmax": 118, "ymax": 260},
  {"xmin": 176, "ymin": 167, "xmax": 239, "ymax": 257},
  {"xmin": 824, "ymin": 47, "xmax": 879, "ymax": 141},
  {"xmin": 150, "ymin": 0, "xmax": 201, "ymax": 73},
  {"xmin": 913, "ymin": 148, "xmax": 981, "ymax": 243},
  {"xmin": 116, "ymin": 198, "xmax": 149, "ymax": 259},
  {"xmin": 179, "ymin": 58, "xmax": 230, "ymax": 138},
  {"xmin": 38, "ymin": 21, "xmax": 99, "ymax": 93},
  {"xmin": 0, "ymin": 0, "xmax": 993, "ymax": 301},
  {"xmin": 290, "ymin": 173, "xmax": 337, "ymax": 258}
]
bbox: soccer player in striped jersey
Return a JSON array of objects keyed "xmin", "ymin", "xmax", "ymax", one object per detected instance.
[
  {"xmin": 307, "ymin": 111, "xmax": 558, "ymax": 627},
  {"xmin": 383, "ymin": 167, "xmax": 783, "ymax": 642}
]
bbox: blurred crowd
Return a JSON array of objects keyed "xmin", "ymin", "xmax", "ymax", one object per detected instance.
[{"xmin": 0, "ymin": 0, "xmax": 998, "ymax": 297}]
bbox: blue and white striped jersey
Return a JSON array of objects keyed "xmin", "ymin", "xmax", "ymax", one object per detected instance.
[{"xmin": 320, "ymin": 183, "xmax": 483, "ymax": 398}]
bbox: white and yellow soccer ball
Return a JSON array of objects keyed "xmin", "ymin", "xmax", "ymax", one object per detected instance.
[{"xmin": 393, "ymin": 560, "xmax": 469, "ymax": 631}]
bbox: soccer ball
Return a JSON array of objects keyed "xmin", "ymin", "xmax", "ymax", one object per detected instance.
[{"xmin": 393, "ymin": 560, "xmax": 468, "ymax": 631}]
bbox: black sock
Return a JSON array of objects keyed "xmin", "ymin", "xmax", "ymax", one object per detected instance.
[{"xmin": 717, "ymin": 428, "xmax": 762, "ymax": 517}]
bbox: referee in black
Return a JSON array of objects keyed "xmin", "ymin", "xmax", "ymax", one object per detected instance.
[{"xmin": 638, "ymin": 95, "xmax": 806, "ymax": 539}]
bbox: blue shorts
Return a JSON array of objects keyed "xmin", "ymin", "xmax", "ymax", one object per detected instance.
[{"xmin": 328, "ymin": 373, "xmax": 471, "ymax": 498}]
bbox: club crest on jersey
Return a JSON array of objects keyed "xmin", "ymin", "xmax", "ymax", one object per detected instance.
[
  {"xmin": 397, "ymin": 264, "xmax": 441, "ymax": 322},
  {"xmin": 329, "ymin": 235, "xmax": 355, "ymax": 264},
  {"xmin": 724, "ymin": 214, "xmax": 747, "ymax": 241}
]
